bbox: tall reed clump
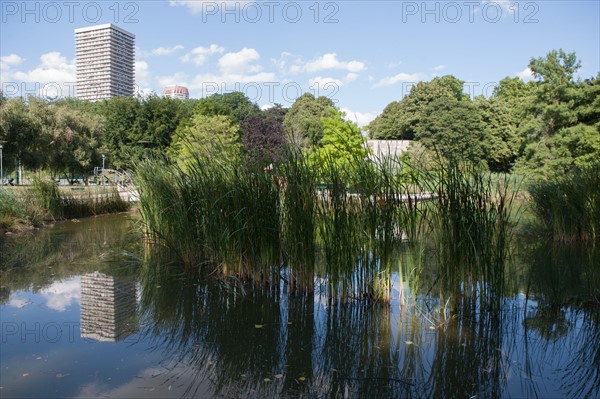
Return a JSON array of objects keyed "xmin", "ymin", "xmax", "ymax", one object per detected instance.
[
  {"xmin": 0, "ymin": 188, "xmax": 27, "ymax": 230},
  {"xmin": 136, "ymin": 155, "xmax": 282, "ymax": 285},
  {"xmin": 279, "ymin": 148, "xmax": 317, "ymax": 295},
  {"xmin": 27, "ymin": 177, "xmax": 63, "ymax": 221},
  {"xmin": 529, "ymin": 163, "xmax": 600, "ymax": 244},
  {"xmin": 352, "ymin": 154, "xmax": 427, "ymax": 303},
  {"xmin": 430, "ymin": 161, "xmax": 518, "ymax": 314},
  {"xmin": 313, "ymin": 155, "xmax": 364, "ymax": 303}
]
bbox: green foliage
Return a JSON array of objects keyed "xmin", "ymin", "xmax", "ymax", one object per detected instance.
[
  {"xmin": 29, "ymin": 177, "xmax": 62, "ymax": 219},
  {"xmin": 100, "ymin": 95, "xmax": 195, "ymax": 169},
  {"xmin": 367, "ymin": 75, "xmax": 464, "ymax": 140},
  {"xmin": 0, "ymin": 97, "xmax": 49, "ymax": 171},
  {"xmin": 284, "ymin": 93, "xmax": 335, "ymax": 147},
  {"xmin": 195, "ymin": 92, "xmax": 260, "ymax": 125},
  {"xmin": 136, "ymin": 147, "xmax": 519, "ymax": 307},
  {"xmin": 0, "ymin": 189, "xmax": 27, "ymax": 229},
  {"xmin": 47, "ymin": 103, "xmax": 104, "ymax": 178},
  {"xmin": 529, "ymin": 163, "xmax": 600, "ymax": 243},
  {"xmin": 415, "ymin": 97, "xmax": 487, "ymax": 165},
  {"xmin": 309, "ymin": 108, "xmax": 371, "ymax": 180},
  {"xmin": 169, "ymin": 114, "xmax": 241, "ymax": 168}
]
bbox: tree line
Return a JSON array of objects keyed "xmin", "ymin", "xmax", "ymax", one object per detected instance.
[
  {"xmin": 368, "ymin": 49, "xmax": 600, "ymax": 176},
  {"xmin": 0, "ymin": 49, "xmax": 597, "ymax": 183}
]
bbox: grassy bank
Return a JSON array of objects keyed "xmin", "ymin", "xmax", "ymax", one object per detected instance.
[{"xmin": 0, "ymin": 178, "xmax": 132, "ymax": 233}]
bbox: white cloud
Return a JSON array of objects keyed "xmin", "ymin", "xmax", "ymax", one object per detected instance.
[
  {"xmin": 386, "ymin": 61, "xmax": 403, "ymax": 69},
  {"xmin": 0, "ymin": 53, "xmax": 23, "ymax": 70},
  {"xmin": 483, "ymin": 0, "xmax": 516, "ymax": 14},
  {"xmin": 515, "ymin": 67, "xmax": 533, "ymax": 80},
  {"xmin": 188, "ymin": 47, "xmax": 276, "ymax": 93},
  {"xmin": 433, "ymin": 65, "xmax": 446, "ymax": 71},
  {"xmin": 345, "ymin": 73, "xmax": 359, "ymax": 82},
  {"xmin": 8, "ymin": 296, "xmax": 32, "ymax": 308},
  {"xmin": 135, "ymin": 61, "xmax": 150, "ymax": 85},
  {"xmin": 340, "ymin": 108, "xmax": 376, "ymax": 127},
  {"xmin": 218, "ymin": 48, "xmax": 261, "ymax": 74},
  {"xmin": 180, "ymin": 44, "xmax": 225, "ymax": 66},
  {"xmin": 305, "ymin": 53, "xmax": 366, "ymax": 73},
  {"xmin": 40, "ymin": 277, "xmax": 81, "ymax": 312},
  {"xmin": 157, "ymin": 72, "xmax": 189, "ymax": 87},
  {"xmin": 10, "ymin": 51, "xmax": 75, "ymax": 85},
  {"xmin": 309, "ymin": 76, "xmax": 343, "ymax": 88},
  {"xmin": 169, "ymin": 0, "xmax": 251, "ymax": 14},
  {"xmin": 151, "ymin": 45, "xmax": 184, "ymax": 56},
  {"xmin": 272, "ymin": 51, "xmax": 303, "ymax": 73},
  {"xmin": 373, "ymin": 72, "xmax": 426, "ymax": 88}
]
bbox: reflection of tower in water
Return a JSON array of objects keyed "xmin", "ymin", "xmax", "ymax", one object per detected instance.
[{"xmin": 80, "ymin": 272, "xmax": 137, "ymax": 341}]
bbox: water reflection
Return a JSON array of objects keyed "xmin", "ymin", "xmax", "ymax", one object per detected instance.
[
  {"xmin": 80, "ymin": 272, "xmax": 137, "ymax": 342},
  {"xmin": 135, "ymin": 251, "xmax": 599, "ymax": 398},
  {"xmin": 0, "ymin": 214, "xmax": 598, "ymax": 398}
]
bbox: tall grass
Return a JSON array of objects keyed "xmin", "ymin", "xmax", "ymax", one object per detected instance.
[
  {"xmin": 429, "ymin": 161, "xmax": 519, "ymax": 313},
  {"xmin": 529, "ymin": 163, "xmax": 600, "ymax": 243},
  {"xmin": 137, "ymin": 155, "xmax": 282, "ymax": 285},
  {"xmin": 0, "ymin": 179, "xmax": 131, "ymax": 230},
  {"xmin": 135, "ymin": 149, "xmax": 518, "ymax": 308}
]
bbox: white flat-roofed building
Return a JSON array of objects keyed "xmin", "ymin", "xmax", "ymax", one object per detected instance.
[
  {"xmin": 163, "ymin": 85, "xmax": 189, "ymax": 100},
  {"xmin": 75, "ymin": 24, "xmax": 135, "ymax": 101}
]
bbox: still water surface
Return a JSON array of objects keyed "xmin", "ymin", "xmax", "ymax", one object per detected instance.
[{"xmin": 0, "ymin": 214, "xmax": 598, "ymax": 398}]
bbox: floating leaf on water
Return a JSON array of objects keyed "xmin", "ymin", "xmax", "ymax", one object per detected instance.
[
  {"xmin": 254, "ymin": 324, "xmax": 263, "ymax": 329},
  {"xmin": 429, "ymin": 326, "xmax": 435, "ymax": 330},
  {"xmin": 241, "ymin": 374, "xmax": 247, "ymax": 378},
  {"xmin": 298, "ymin": 376, "xmax": 306, "ymax": 382},
  {"xmin": 404, "ymin": 341, "xmax": 413, "ymax": 345},
  {"xmin": 22, "ymin": 373, "xmax": 29, "ymax": 377},
  {"xmin": 331, "ymin": 369, "xmax": 338, "ymax": 373},
  {"xmin": 287, "ymin": 322, "xmax": 292, "ymax": 325},
  {"xmin": 168, "ymin": 385, "xmax": 171, "ymax": 391},
  {"xmin": 274, "ymin": 374, "xmax": 283, "ymax": 379},
  {"xmin": 56, "ymin": 373, "xmax": 70, "ymax": 379},
  {"xmin": 263, "ymin": 378, "xmax": 271, "ymax": 383},
  {"xmin": 36, "ymin": 357, "xmax": 42, "ymax": 360}
]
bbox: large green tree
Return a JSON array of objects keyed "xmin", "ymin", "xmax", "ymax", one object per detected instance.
[
  {"xmin": 169, "ymin": 114, "xmax": 241, "ymax": 169},
  {"xmin": 415, "ymin": 96, "xmax": 487, "ymax": 165},
  {"xmin": 0, "ymin": 98, "xmax": 49, "ymax": 179},
  {"xmin": 368, "ymin": 75, "xmax": 465, "ymax": 140},
  {"xmin": 515, "ymin": 51, "xmax": 599, "ymax": 176},
  {"xmin": 309, "ymin": 108, "xmax": 370, "ymax": 178},
  {"xmin": 284, "ymin": 93, "xmax": 335, "ymax": 147},
  {"xmin": 195, "ymin": 92, "xmax": 260, "ymax": 125}
]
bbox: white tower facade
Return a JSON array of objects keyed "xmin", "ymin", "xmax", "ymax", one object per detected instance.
[{"xmin": 75, "ymin": 24, "xmax": 135, "ymax": 101}]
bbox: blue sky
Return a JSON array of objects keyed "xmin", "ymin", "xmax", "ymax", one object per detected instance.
[{"xmin": 1, "ymin": 0, "xmax": 598, "ymax": 125}]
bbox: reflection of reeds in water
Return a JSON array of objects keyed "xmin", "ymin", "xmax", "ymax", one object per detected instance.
[
  {"xmin": 134, "ymin": 236, "xmax": 600, "ymax": 398},
  {"xmin": 429, "ymin": 161, "xmax": 519, "ymax": 315},
  {"xmin": 135, "ymin": 151, "xmax": 518, "ymax": 309}
]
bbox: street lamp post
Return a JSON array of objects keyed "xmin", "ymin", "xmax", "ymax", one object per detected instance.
[
  {"xmin": 101, "ymin": 154, "xmax": 105, "ymax": 187},
  {"xmin": 0, "ymin": 144, "xmax": 3, "ymax": 187}
]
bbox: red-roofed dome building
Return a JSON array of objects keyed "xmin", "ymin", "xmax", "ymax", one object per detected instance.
[{"xmin": 163, "ymin": 85, "xmax": 189, "ymax": 100}]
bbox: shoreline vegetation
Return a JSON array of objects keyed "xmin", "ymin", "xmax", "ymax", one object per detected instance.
[
  {"xmin": 137, "ymin": 150, "xmax": 507, "ymax": 306},
  {"xmin": 0, "ymin": 178, "xmax": 132, "ymax": 234},
  {"xmin": 1, "ymin": 49, "xmax": 598, "ymax": 310},
  {"xmin": 135, "ymin": 148, "xmax": 599, "ymax": 312}
]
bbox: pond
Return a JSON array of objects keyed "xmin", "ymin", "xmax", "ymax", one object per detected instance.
[{"xmin": 0, "ymin": 214, "xmax": 598, "ymax": 398}]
